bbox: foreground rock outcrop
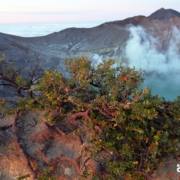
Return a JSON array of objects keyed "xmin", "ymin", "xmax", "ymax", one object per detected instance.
[
  {"xmin": 0, "ymin": 111, "xmax": 179, "ymax": 179},
  {"xmin": 0, "ymin": 112, "xmax": 96, "ymax": 179}
]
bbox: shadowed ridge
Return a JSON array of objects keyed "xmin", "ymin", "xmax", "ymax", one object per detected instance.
[{"xmin": 148, "ymin": 8, "xmax": 180, "ymax": 20}]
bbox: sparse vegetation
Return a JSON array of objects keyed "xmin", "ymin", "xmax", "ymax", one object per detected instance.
[{"xmin": 0, "ymin": 56, "xmax": 180, "ymax": 179}]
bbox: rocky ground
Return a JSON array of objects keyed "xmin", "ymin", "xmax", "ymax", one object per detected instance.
[
  {"xmin": 0, "ymin": 111, "xmax": 96, "ymax": 179},
  {"xmin": 0, "ymin": 111, "xmax": 179, "ymax": 179}
]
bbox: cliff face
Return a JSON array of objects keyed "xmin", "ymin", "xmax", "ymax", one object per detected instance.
[{"xmin": 0, "ymin": 111, "xmax": 96, "ymax": 179}]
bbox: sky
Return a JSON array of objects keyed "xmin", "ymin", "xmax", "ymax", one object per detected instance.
[{"xmin": 0, "ymin": 0, "xmax": 180, "ymax": 24}]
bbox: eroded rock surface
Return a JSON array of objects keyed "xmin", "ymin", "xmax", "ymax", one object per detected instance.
[
  {"xmin": 0, "ymin": 125, "xmax": 34, "ymax": 179},
  {"xmin": 152, "ymin": 158, "xmax": 180, "ymax": 180},
  {"xmin": 0, "ymin": 111, "xmax": 96, "ymax": 179},
  {"xmin": 0, "ymin": 111, "xmax": 180, "ymax": 179}
]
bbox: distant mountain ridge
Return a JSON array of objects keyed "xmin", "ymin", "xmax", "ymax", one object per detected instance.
[
  {"xmin": 0, "ymin": 8, "xmax": 180, "ymax": 76},
  {"xmin": 149, "ymin": 8, "xmax": 180, "ymax": 20}
]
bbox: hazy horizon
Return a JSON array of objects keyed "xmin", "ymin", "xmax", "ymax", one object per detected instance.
[
  {"xmin": 0, "ymin": 22, "xmax": 101, "ymax": 37},
  {"xmin": 0, "ymin": 0, "xmax": 180, "ymax": 36},
  {"xmin": 1, "ymin": 8, "xmax": 180, "ymax": 37}
]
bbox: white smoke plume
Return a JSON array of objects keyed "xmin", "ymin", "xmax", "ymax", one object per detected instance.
[{"xmin": 125, "ymin": 26, "xmax": 180, "ymax": 100}]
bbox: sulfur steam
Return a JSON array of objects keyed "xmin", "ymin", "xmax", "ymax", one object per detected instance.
[{"xmin": 125, "ymin": 26, "xmax": 180, "ymax": 100}]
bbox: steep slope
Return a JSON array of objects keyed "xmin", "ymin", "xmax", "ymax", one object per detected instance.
[{"xmin": 0, "ymin": 8, "xmax": 180, "ymax": 76}]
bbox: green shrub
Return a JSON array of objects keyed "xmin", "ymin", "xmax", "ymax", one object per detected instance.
[{"xmin": 1, "ymin": 57, "xmax": 180, "ymax": 179}]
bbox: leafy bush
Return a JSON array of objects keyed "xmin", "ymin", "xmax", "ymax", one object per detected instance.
[{"xmin": 0, "ymin": 57, "xmax": 180, "ymax": 179}]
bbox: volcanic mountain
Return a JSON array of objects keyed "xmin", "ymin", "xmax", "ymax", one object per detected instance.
[{"xmin": 0, "ymin": 8, "xmax": 180, "ymax": 75}]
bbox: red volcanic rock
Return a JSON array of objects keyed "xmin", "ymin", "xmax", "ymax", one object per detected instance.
[
  {"xmin": 151, "ymin": 158, "xmax": 180, "ymax": 180},
  {"xmin": 0, "ymin": 111, "xmax": 179, "ymax": 179},
  {"xmin": 0, "ymin": 130, "xmax": 34, "ymax": 179},
  {"xmin": 13, "ymin": 111, "xmax": 97, "ymax": 179}
]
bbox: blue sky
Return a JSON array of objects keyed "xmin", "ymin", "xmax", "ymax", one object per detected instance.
[{"xmin": 0, "ymin": 0, "xmax": 180, "ymax": 24}]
